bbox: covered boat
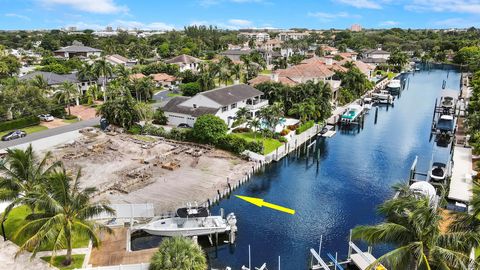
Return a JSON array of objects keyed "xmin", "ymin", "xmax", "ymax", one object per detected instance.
[
  {"xmin": 430, "ymin": 162, "xmax": 447, "ymax": 182},
  {"xmin": 142, "ymin": 213, "xmax": 237, "ymax": 237},
  {"xmin": 341, "ymin": 104, "xmax": 363, "ymax": 123},
  {"xmin": 363, "ymin": 97, "xmax": 372, "ymax": 110},
  {"xmin": 435, "ymin": 114, "xmax": 455, "ymax": 135},
  {"xmin": 386, "ymin": 79, "xmax": 401, "ymax": 94},
  {"xmin": 372, "ymin": 90, "xmax": 394, "ymax": 104}
]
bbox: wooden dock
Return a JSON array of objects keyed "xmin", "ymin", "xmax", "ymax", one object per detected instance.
[{"xmin": 89, "ymin": 227, "xmax": 157, "ymax": 267}]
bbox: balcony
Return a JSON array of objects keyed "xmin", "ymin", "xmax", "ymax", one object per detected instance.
[{"xmin": 245, "ymin": 99, "xmax": 269, "ymax": 110}]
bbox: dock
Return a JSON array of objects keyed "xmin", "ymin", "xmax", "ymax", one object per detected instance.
[{"xmin": 448, "ymin": 146, "xmax": 473, "ymax": 203}]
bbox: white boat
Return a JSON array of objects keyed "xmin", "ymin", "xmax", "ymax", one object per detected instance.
[
  {"xmin": 363, "ymin": 97, "xmax": 372, "ymax": 110},
  {"xmin": 429, "ymin": 162, "xmax": 447, "ymax": 182},
  {"xmin": 387, "ymin": 79, "xmax": 401, "ymax": 93},
  {"xmin": 341, "ymin": 104, "xmax": 363, "ymax": 123},
  {"xmin": 372, "ymin": 90, "xmax": 394, "ymax": 104},
  {"xmin": 142, "ymin": 213, "xmax": 237, "ymax": 237}
]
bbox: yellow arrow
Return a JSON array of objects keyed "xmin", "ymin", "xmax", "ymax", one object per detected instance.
[{"xmin": 235, "ymin": 195, "xmax": 295, "ymax": 215}]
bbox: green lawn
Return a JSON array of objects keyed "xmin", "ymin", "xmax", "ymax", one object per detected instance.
[
  {"xmin": 0, "ymin": 125, "xmax": 48, "ymax": 138},
  {"xmin": 41, "ymin": 254, "xmax": 85, "ymax": 270},
  {"xmin": 167, "ymin": 92, "xmax": 183, "ymax": 97},
  {"xmin": 2, "ymin": 206, "xmax": 90, "ymax": 251},
  {"xmin": 259, "ymin": 69, "xmax": 272, "ymax": 75},
  {"xmin": 232, "ymin": 132, "xmax": 283, "ymax": 155},
  {"xmin": 63, "ymin": 118, "xmax": 79, "ymax": 124}
]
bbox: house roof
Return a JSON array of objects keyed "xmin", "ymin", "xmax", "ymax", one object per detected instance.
[
  {"xmin": 165, "ymin": 54, "xmax": 202, "ymax": 65},
  {"xmin": 162, "ymin": 96, "xmax": 219, "ymax": 117},
  {"xmin": 19, "ymin": 71, "xmax": 79, "ymax": 85},
  {"xmin": 277, "ymin": 58, "xmax": 335, "ymax": 79},
  {"xmin": 338, "ymin": 59, "xmax": 374, "ymax": 75},
  {"xmin": 364, "ymin": 49, "xmax": 390, "ymax": 55},
  {"xmin": 248, "ymin": 75, "xmax": 298, "ymax": 87},
  {"xmin": 106, "ymin": 54, "xmax": 132, "ymax": 64},
  {"xmin": 54, "ymin": 41, "xmax": 101, "ymax": 53},
  {"xmin": 151, "ymin": 73, "xmax": 177, "ymax": 82},
  {"xmin": 362, "ymin": 57, "xmax": 388, "ymax": 64},
  {"xmin": 220, "ymin": 49, "xmax": 253, "ymax": 56},
  {"xmin": 200, "ymin": 84, "xmax": 263, "ymax": 106},
  {"xmin": 129, "ymin": 73, "xmax": 146, "ymax": 80}
]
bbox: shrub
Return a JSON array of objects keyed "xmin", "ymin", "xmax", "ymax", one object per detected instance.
[
  {"xmin": 50, "ymin": 106, "xmax": 66, "ymax": 118},
  {"xmin": 278, "ymin": 137, "xmax": 288, "ymax": 143},
  {"xmin": 231, "ymin": 127, "xmax": 252, "ymax": 133},
  {"xmin": 152, "ymin": 108, "xmax": 168, "ymax": 125},
  {"xmin": 287, "ymin": 124, "xmax": 298, "ymax": 131},
  {"xmin": 128, "ymin": 124, "xmax": 142, "ymax": 135},
  {"xmin": 246, "ymin": 141, "xmax": 263, "ymax": 154},
  {"xmin": 143, "ymin": 124, "xmax": 167, "ymax": 137},
  {"xmin": 180, "ymin": 82, "xmax": 201, "ymax": 96},
  {"xmin": 216, "ymin": 135, "xmax": 248, "ymax": 154},
  {"xmin": 280, "ymin": 129, "xmax": 290, "ymax": 136},
  {"xmin": 167, "ymin": 128, "xmax": 192, "ymax": 141},
  {"xmin": 64, "ymin": 114, "xmax": 78, "ymax": 120},
  {"xmin": 296, "ymin": 120, "xmax": 314, "ymax": 135},
  {"xmin": 261, "ymin": 129, "xmax": 275, "ymax": 138},
  {"xmin": 192, "ymin": 114, "xmax": 228, "ymax": 144},
  {"xmin": 0, "ymin": 116, "xmax": 40, "ymax": 132}
]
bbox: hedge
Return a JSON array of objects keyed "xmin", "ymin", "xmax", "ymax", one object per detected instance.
[
  {"xmin": 0, "ymin": 116, "xmax": 40, "ymax": 132},
  {"xmin": 216, "ymin": 134, "xmax": 262, "ymax": 154},
  {"xmin": 296, "ymin": 120, "xmax": 314, "ymax": 135}
]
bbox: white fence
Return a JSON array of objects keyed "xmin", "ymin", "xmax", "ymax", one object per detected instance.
[
  {"xmin": 81, "ymin": 263, "xmax": 149, "ymax": 270},
  {"xmin": 93, "ymin": 203, "xmax": 155, "ymax": 220}
]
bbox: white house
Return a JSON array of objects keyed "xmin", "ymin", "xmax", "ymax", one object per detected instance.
[
  {"xmin": 361, "ymin": 48, "xmax": 390, "ymax": 65},
  {"xmin": 162, "ymin": 84, "xmax": 268, "ymax": 127},
  {"xmin": 164, "ymin": 54, "xmax": 202, "ymax": 73},
  {"xmin": 238, "ymin": 32, "xmax": 270, "ymax": 42},
  {"xmin": 53, "ymin": 41, "xmax": 102, "ymax": 59},
  {"xmin": 105, "ymin": 54, "xmax": 137, "ymax": 67}
]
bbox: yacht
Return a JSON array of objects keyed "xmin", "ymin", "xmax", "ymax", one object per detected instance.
[
  {"xmin": 142, "ymin": 213, "xmax": 237, "ymax": 237},
  {"xmin": 386, "ymin": 79, "xmax": 401, "ymax": 94},
  {"xmin": 434, "ymin": 114, "xmax": 455, "ymax": 136},
  {"xmin": 363, "ymin": 97, "xmax": 372, "ymax": 110},
  {"xmin": 429, "ymin": 162, "xmax": 447, "ymax": 182},
  {"xmin": 372, "ymin": 90, "xmax": 394, "ymax": 104}
]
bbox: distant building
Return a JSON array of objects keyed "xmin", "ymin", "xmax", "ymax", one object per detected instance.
[
  {"xmin": 238, "ymin": 32, "xmax": 270, "ymax": 42},
  {"xmin": 277, "ymin": 32, "xmax": 309, "ymax": 41},
  {"xmin": 105, "ymin": 54, "xmax": 137, "ymax": 67},
  {"xmin": 350, "ymin": 24, "xmax": 362, "ymax": 32},
  {"xmin": 164, "ymin": 54, "xmax": 202, "ymax": 73},
  {"xmin": 106, "ymin": 26, "xmax": 113, "ymax": 32},
  {"xmin": 53, "ymin": 41, "xmax": 102, "ymax": 59},
  {"xmin": 361, "ymin": 48, "xmax": 390, "ymax": 65},
  {"xmin": 162, "ymin": 84, "xmax": 267, "ymax": 127},
  {"xmin": 150, "ymin": 73, "xmax": 179, "ymax": 88}
]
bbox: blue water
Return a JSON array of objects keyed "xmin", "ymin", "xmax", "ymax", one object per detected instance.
[{"xmin": 207, "ymin": 67, "xmax": 460, "ymax": 269}]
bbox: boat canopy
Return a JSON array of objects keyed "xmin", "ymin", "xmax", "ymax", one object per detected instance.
[{"xmin": 410, "ymin": 181, "xmax": 436, "ymax": 202}]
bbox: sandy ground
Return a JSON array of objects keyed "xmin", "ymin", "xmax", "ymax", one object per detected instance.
[
  {"xmin": 69, "ymin": 105, "xmax": 98, "ymax": 120},
  {"xmin": 40, "ymin": 118, "xmax": 68, "ymax": 129},
  {"xmin": 52, "ymin": 130, "xmax": 254, "ymax": 214}
]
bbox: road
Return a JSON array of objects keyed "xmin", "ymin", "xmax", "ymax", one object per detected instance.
[{"xmin": 0, "ymin": 117, "xmax": 100, "ymax": 149}]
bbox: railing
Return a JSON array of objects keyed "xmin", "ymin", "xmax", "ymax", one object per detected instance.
[{"xmin": 245, "ymin": 99, "xmax": 269, "ymax": 110}]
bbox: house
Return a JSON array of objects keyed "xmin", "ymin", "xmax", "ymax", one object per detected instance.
[
  {"xmin": 53, "ymin": 41, "xmax": 102, "ymax": 59},
  {"xmin": 150, "ymin": 73, "xmax": 179, "ymax": 88},
  {"xmin": 238, "ymin": 32, "xmax": 270, "ymax": 42},
  {"xmin": 19, "ymin": 71, "xmax": 96, "ymax": 97},
  {"xmin": 162, "ymin": 84, "xmax": 267, "ymax": 127},
  {"xmin": 361, "ymin": 48, "xmax": 390, "ymax": 65},
  {"xmin": 258, "ymin": 39, "xmax": 283, "ymax": 51},
  {"xmin": 164, "ymin": 54, "xmax": 202, "ymax": 72},
  {"xmin": 105, "ymin": 54, "xmax": 137, "ymax": 67},
  {"xmin": 277, "ymin": 32, "xmax": 309, "ymax": 41},
  {"xmin": 129, "ymin": 73, "xmax": 146, "ymax": 80},
  {"xmin": 321, "ymin": 45, "xmax": 339, "ymax": 55},
  {"xmin": 220, "ymin": 49, "xmax": 253, "ymax": 62}
]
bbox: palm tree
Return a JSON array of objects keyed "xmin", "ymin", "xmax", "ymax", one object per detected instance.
[
  {"xmin": 14, "ymin": 167, "xmax": 114, "ymax": 266},
  {"xmin": 235, "ymin": 107, "xmax": 250, "ymax": 123},
  {"xmin": 352, "ymin": 186, "xmax": 479, "ymax": 269},
  {"xmin": 93, "ymin": 58, "xmax": 113, "ymax": 102},
  {"xmin": 247, "ymin": 118, "xmax": 261, "ymax": 139},
  {"xmin": 29, "ymin": 74, "xmax": 49, "ymax": 90},
  {"xmin": 115, "ymin": 65, "xmax": 130, "ymax": 83},
  {"xmin": 149, "ymin": 236, "xmax": 207, "ymax": 270},
  {"xmin": 0, "ymin": 145, "xmax": 60, "ymax": 221},
  {"xmin": 231, "ymin": 63, "xmax": 242, "ymax": 83},
  {"xmin": 451, "ymin": 183, "xmax": 480, "ymax": 234},
  {"xmin": 57, "ymin": 81, "xmax": 79, "ymax": 116}
]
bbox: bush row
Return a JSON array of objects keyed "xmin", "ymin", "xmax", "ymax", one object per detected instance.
[
  {"xmin": 296, "ymin": 120, "xmax": 315, "ymax": 135},
  {"xmin": 0, "ymin": 116, "xmax": 40, "ymax": 132}
]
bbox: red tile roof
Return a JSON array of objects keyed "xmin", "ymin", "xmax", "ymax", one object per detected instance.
[{"xmin": 151, "ymin": 73, "xmax": 177, "ymax": 82}]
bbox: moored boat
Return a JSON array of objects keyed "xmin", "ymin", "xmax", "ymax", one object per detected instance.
[
  {"xmin": 429, "ymin": 162, "xmax": 447, "ymax": 182},
  {"xmin": 386, "ymin": 79, "xmax": 401, "ymax": 94},
  {"xmin": 341, "ymin": 104, "xmax": 363, "ymax": 123},
  {"xmin": 372, "ymin": 90, "xmax": 394, "ymax": 104},
  {"xmin": 363, "ymin": 97, "xmax": 372, "ymax": 110}
]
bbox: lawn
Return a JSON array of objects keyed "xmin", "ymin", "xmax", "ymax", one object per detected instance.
[
  {"xmin": 2, "ymin": 206, "xmax": 90, "ymax": 251},
  {"xmin": 0, "ymin": 125, "xmax": 48, "ymax": 137},
  {"xmin": 41, "ymin": 254, "xmax": 85, "ymax": 270},
  {"xmin": 63, "ymin": 118, "xmax": 79, "ymax": 124},
  {"xmin": 232, "ymin": 132, "xmax": 283, "ymax": 155},
  {"xmin": 259, "ymin": 69, "xmax": 272, "ymax": 75},
  {"xmin": 167, "ymin": 92, "xmax": 183, "ymax": 97}
]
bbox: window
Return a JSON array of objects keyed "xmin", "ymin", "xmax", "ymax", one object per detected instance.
[
  {"xmin": 222, "ymin": 106, "xmax": 228, "ymax": 112},
  {"xmin": 193, "ymin": 104, "xmax": 197, "ymax": 109},
  {"xmin": 231, "ymin": 103, "xmax": 237, "ymax": 109}
]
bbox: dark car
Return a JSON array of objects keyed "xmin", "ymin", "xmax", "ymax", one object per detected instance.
[
  {"xmin": 177, "ymin": 123, "xmax": 192, "ymax": 128},
  {"xmin": 1, "ymin": 130, "xmax": 26, "ymax": 141}
]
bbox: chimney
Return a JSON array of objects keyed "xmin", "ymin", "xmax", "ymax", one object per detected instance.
[
  {"xmin": 325, "ymin": 55, "xmax": 333, "ymax": 66},
  {"xmin": 271, "ymin": 72, "xmax": 279, "ymax": 82}
]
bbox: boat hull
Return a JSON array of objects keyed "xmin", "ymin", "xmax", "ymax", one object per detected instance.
[{"xmin": 143, "ymin": 226, "xmax": 230, "ymax": 237}]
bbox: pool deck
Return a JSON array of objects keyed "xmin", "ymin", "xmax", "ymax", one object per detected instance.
[
  {"xmin": 89, "ymin": 227, "xmax": 156, "ymax": 267},
  {"xmin": 448, "ymin": 146, "xmax": 473, "ymax": 203}
]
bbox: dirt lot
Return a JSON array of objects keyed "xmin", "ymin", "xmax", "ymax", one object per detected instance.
[{"xmin": 52, "ymin": 129, "xmax": 254, "ymax": 213}]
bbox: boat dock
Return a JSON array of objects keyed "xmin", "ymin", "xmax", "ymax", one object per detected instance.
[{"xmin": 448, "ymin": 146, "xmax": 473, "ymax": 203}]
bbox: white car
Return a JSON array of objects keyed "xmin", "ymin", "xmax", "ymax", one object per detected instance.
[{"xmin": 38, "ymin": 114, "xmax": 54, "ymax": 122}]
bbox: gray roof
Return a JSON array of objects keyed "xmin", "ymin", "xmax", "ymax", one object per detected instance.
[
  {"xmin": 165, "ymin": 54, "xmax": 202, "ymax": 64},
  {"xmin": 55, "ymin": 42, "xmax": 102, "ymax": 53},
  {"xmin": 19, "ymin": 71, "xmax": 79, "ymax": 85},
  {"xmin": 362, "ymin": 57, "xmax": 388, "ymax": 64},
  {"xmin": 364, "ymin": 49, "xmax": 390, "ymax": 55},
  {"xmin": 162, "ymin": 97, "xmax": 219, "ymax": 117},
  {"xmin": 220, "ymin": 49, "xmax": 253, "ymax": 56},
  {"xmin": 200, "ymin": 84, "xmax": 263, "ymax": 106}
]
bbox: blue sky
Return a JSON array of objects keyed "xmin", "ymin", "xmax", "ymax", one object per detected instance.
[{"xmin": 1, "ymin": 0, "xmax": 480, "ymax": 30}]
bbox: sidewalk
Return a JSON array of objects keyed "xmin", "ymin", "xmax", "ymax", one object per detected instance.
[{"xmin": 0, "ymin": 239, "xmax": 55, "ymax": 270}]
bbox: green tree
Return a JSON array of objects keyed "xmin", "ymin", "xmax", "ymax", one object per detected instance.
[
  {"xmin": 134, "ymin": 102, "xmax": 154, "ymax": 124},
  {"xmin": 15, "ymin": 167, "xmax": 114, "ymax": 266},
  {"xmin": 181, "ymin": 82, "xmax": 202, "ymax": 96},
  {"xmin": 235, "ymin": 107, "xmax": 250, "ymax": 123},
  {"xmin": 247, "ymin": 118, "xmax": 261, "ymax": 139},
  {"xmin": 93, "ymin": 58, "xmax": 113, "ymax": 102},
  {"xmin": 97, "ymin": 93, "xmax": 139, "ymax": 129},
  {"xmin": 352, "ymin": 186, "xmax": 479, "ymax": 269},
  {"xmin": 149, "ymin": 236, "xmax": 207, "ymax": 270},
  {"xmin": 152, "ymin": 108, "xmax": 168, "ymax": 125},
  {"xmin": 57, "ymin": 81, "xmax": 79, "ymax": 116},
  {"xmin": 192, "ymin": 114, "xmax": 228, "ymax": 144}
]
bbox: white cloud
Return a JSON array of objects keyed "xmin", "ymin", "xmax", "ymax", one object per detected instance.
[
  {"xmin": 5, "ymin": 13, "xmax": 31, "ymax": 21},
  {"xmin": 406, "ymin": 0, "xmax": 480, "ymax": 14},
  {"xmin": 336, "ymin": 0, "xmax": 382, "ymax": 9},
  {"xmin": 39, "ymin": 0, "xmax": 128, "ymax": 14},
  {"xmin": 308, "ymin": 11, "xmax": 360, "ymax": 22},
  {"xmin": 65, "ymin": 20, "xmax": 175, "ymax": 31},
  {"xmin": 380, "ymin": 20, "xmax": 399, "ymax": 26},
  {"xmin": 228, "ymin": 19, "xmax": 253, "ymax": 26}
]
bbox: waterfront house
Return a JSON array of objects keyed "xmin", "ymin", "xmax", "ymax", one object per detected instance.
[
  {"xmin": 164, "ymin": 54, "xmax": 202, "ymax": 72},
  {"xmin": 54, "ymin": 41, "xmax": 102, "ymax": 59},
  {"xmin": 105, "ymin": 54, "xmax": 137, "ymax": 67},
  {"xmin": 129, "ymin": 73, "xmax": 146, "ymax": 80},
  {"xmin": 150, "ymin": 73, "xmax": 179, "ymax": 88},
  {"xmin": 361, "ymin": 48, "xmax": 390, "ymax": 65},
  {"xmin": 162, "ymin": 84, "xmax": 267, "ymax": 127}
]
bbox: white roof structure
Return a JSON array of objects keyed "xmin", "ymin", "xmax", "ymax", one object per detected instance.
[
  {"xmin": 448, "ymin": 146, "xmax": 473, "ymax": 203},
  {"xmin": 93, "ymin": 203, "xmax": 155, "ymax": 220},
  {"xmin": 410, "ymin": 181, "xmax": 437, "ymax": 202}
]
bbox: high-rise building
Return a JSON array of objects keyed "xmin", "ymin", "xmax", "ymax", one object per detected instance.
[{"xmin": 350, "ymin": 24, "xmax": 362, "ymax": 32}]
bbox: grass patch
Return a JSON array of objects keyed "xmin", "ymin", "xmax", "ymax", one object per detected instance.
[
  {"xmin": 167, "ymin": 93, "xmax": 183, "ymax": 97},
  {"xmin": 2, "ymin": 206, "xmax": 90, "ymax": 251},
  {"xmin": 63, "ymin": 118, "xmax": 79, "ymax": 124},
  {"xmin": 232, "ymin": 132, "xmax": 283, "ymax": 155},
  {"xmin": 41, "ymin": 254, "xmax": 85, "ymax": 270},
  {"xmin": 0, "ymin": 125, "xmax": 48, "ymax": 137},
  {"xmin": 133, "ymin": 135, "xmax": 157, "ymax": 142},
  {"xmin": 259, "ymin": 69, "xmax": 272, "ymax": 75}
]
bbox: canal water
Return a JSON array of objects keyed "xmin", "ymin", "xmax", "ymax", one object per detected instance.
[{"xmin": 207, "ymin": 67, "xmax": 460, "ymax": 269}]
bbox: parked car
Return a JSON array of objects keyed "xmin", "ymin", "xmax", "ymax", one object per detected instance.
[
  {"xmin": 177, "ymin": 123, "xmax": 192, "ymax": 128},
  {"xmin": 1, "ymin": 130, "xmax": 26, "ymax": 141},
  {"xmin": 38, "ymin": 114, "xmax": 54, "ymax": 122}
]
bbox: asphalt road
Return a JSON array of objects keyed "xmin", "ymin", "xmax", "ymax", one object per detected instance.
[{"xmin": 0, "ymin": 117, "xmax": 100, "ymax": 149}]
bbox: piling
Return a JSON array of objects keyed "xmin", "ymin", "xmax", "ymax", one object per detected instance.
[{"xmin": 374, "ymin": 107, "xmax": 379, "ymax": 124}]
